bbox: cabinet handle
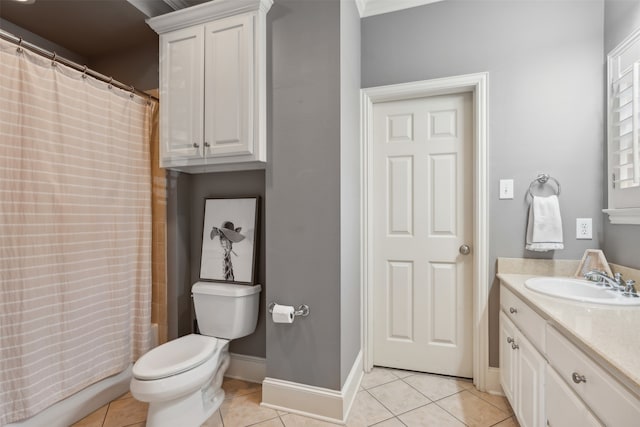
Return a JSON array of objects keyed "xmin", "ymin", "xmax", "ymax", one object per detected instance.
[
  {"xmin": 193, "ymin": 142, "xmax": 200, "ymax": 148},
  {"xmin": 511, "ymin": 342, "xmax": 519, "ymax": 350},
  {"xmin": 204, "ymin": 142, "xmax": 210, "ymax": 148},
  {"xmin": 506, "ymin": 337, "xmax": 514, "ymax": 344},
  {"xmin": 571, "ymin": 372, "xmax": 587, "ymax": 384},
  {"xmin": 509, "ymin": 307, "xmax": 517, "ymax": 314}
]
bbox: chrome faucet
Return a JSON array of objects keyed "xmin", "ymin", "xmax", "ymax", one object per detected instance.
[
  {"xmin": 584, "ymin": 270, "xmax": 624, "ymax": 289},
  {"xmin": 624, "ymin": 279, "xmax": 638, "ymax": 297},
  {"xmin": 584, "ymin": 270, "xmax": 638, "ymax": 297}
]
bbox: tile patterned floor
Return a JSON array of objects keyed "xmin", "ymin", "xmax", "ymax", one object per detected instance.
[{"xmin": 72, "ymin": 367, "xmax": 520, "ymax": 427}]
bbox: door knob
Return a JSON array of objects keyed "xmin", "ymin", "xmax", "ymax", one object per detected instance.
[{"xmin": 459, "ymin": 244, "xmax": 471, "ymax": 255}]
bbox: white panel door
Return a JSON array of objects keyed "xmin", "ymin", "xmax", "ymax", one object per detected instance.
[
  {"xmin": 160, "ymin": 26, "xmax": 204, "ymax": 161},
  {"xmin": 372, "ymin": 93, "xmax": 473, "ymax": 377},
  {"xmin": 204, "ymin": 14, "xmax": 253, "ymax": 158}
]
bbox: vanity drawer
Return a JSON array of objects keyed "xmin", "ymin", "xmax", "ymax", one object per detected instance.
[
  {"xmin": 546, "ymin": 325, "xmax": 640, "ymax": 426},
  {"xmin": 500, "ymin": 285, "xmax": 546, "ymax": 353},
  {"xmin": 546, "ymin": 364, "xmax": 602, "ymax": 427}
]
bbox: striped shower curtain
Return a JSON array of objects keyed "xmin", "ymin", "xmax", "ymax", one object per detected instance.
[{"xmin": 0, "ymin": 39, "xmax": 153, "ymax": 424}]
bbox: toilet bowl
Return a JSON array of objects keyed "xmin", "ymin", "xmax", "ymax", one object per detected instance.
[
  {"xmin": 130, "ymin": 282, "xmax": 261, "ymax": 427},
  {"xmin": 130, "ymin": 334, "xmax": 230, "ymax": 427}
]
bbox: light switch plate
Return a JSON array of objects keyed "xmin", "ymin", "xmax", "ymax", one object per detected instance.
[{"xmin": 499, "ymin": 179, "xmax": 514, "ymax": 199}]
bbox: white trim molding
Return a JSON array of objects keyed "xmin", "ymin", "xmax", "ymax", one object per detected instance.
[
  {"xmin": 226, "ymin": 353, "xmax": 266, "ymax": 384},
  {"xmin": 356, "ymin": 0, "xmax": 445, "ymax": 18},
  {"xmin": 147, "ymin": 0, "xmax": 273, "ymax": 34},
  {"xmin": 484, "ymin": 367, "xmax": 503, "ymax": 395},
  {"xmin": 261, "ymin": 352, "xmax": 363, "ymax": 424},
  {"xmin": 603, "ymin": 208, "xmax": 640, "ymax": 225},
  {"xmin": 360, "ymin": 73, "xmax": 493, "ymax": 392}
]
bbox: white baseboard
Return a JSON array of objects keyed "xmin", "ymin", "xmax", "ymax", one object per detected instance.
[
  {"xmin": 484, "ymin": 367, "xmax": 503, "ymax": 395},
  {"xmin": 261, "ymin": 351, "xmax": 363, "ymax": 424},
  {"xmin": 225, "ymin": 353, "xmax": 266, "ymax": 384}
]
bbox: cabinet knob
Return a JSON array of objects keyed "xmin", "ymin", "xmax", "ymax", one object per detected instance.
[
  {"xmin": 193, "ymin": 142, "xmax": 200, "ymax": 148},
  {"xmin": 204, "ymin": 141, "xmax": 210, "ymax": 148},
  {"xmin": 511, "ymin": 342, "xmax": 519, "ymax": 350},
  {"xmin": 509, "ymin": 307, "xmax": 518, "ymax": 314},
  {"xmin": 506, "ymin": 337, "xmax": 514, "ymax": 344},
  {"xmin": 571, "ymin": 372, "xmax": 587, "ymax": 384}
]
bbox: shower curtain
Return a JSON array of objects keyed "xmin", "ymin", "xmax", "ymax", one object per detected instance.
[{"xmin": 0, "ymin": 38, "xmax": 153, "ymax": 424}]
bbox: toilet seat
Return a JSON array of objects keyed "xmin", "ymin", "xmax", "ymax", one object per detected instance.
[{"xmin": 133, "ymin": 334, "xmax": 223, "ymax": 380}]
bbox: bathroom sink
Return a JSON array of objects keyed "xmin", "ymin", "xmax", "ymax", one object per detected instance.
[{"xmin": 524, "ymin": 277, "xmax": 640, "ymax": 306}]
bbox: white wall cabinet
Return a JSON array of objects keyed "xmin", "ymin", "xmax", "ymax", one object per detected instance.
[{"xmin": 148, "ymin": 0, "xmax": 272, "ymax": 173}]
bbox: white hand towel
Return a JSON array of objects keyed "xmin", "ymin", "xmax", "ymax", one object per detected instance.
[{"xmin": 525, "ymin": 195, "xmax": 564, "ymax": 252}]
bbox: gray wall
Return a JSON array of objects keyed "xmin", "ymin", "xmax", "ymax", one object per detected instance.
[
  {"xmin": 89, "ymin": 43, "xmax": 159, "ymax": 91},
  {"xmin": 0, "ymin": 18, "xmax": 87, "ymax": 64},
  {"xmin": 362, "ymin": 0, "xmax": 605, "ymax": 367},
  {"xmin": 0, "ymin": 18, "xmax": 158, "ymax": 91},
  {"xmin": 266, "ymin": 0, "xmax": 343, "ymax": 390},
  {"xmin": 603, "ymin": 0, "xmax": 640, "ymax": 270},
  {"xmin": 189, "ymin": 171, "xmax": 267, "ymax": 357},
  {"xmin": 166, "ymin": 171, "xmax": 193, "ymax": 340},
  {"xmin": 165, "ymin": 0, "xmax": 361, "ymax": 387},
  {"xmin": 340, "ymin": 0, "xmax": 361, "ymax": 385},
  {"xmin": 166, "ymin": 170, "xmax": 267, "ymax": 357}
]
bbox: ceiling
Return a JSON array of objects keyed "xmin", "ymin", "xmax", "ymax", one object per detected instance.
[
  {"xmin": 0, "ymin": 0, "xmax": 443, "ymax": 60},
  {"xmin": 0, "ymin": 0, "xmax": 207, "ymax": 59}
]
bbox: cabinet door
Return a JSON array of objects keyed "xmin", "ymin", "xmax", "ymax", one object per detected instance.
[
  {"xmin": 546, "ymin": 365, "xmax": 602, "ymax": 427},
  {"xmin": 204, "ymin": 14, "xmax": 254, "ymax": 158},
  {"xmin": 516, "ymin": 331, "xmax": 546, "ymax": 427},
  {"xmin": 160, "ymin": 26, "xmax": 205, "ymax": 162},
  {"xmin": 499, "ymin": 311, "xmax": 517, "ymax": 405}
]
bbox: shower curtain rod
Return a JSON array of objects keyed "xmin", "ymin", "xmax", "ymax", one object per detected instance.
[{"xmin": 0, "ymin": 29, "xmax": 159, "ymax": 103}]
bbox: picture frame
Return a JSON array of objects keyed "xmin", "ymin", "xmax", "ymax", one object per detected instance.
[
  {"xmin": 574, "ymin": 249, "xmax": 613, "ymax": 279},
  {"xmin": 200, "ymin": 197, "xmax": 259, "ymax": 285}
]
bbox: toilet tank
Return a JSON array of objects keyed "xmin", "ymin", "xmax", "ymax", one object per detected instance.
[{"xmin": 191, "ymin": 282, "xmax": 261, "ymax": 339}]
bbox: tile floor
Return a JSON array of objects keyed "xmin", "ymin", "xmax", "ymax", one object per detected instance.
[{"xmin": 72, "ymin": 367, "xmax": 520, "ymax": 427}]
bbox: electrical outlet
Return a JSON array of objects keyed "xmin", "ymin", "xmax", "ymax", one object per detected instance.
[{"xmin": 576, "ymin": 218, "xmax": 592, "ymax": 240}]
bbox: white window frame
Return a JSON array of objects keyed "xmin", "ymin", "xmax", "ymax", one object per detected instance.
[{"xmin": 605, "ymin": 26, "xmax": 640, "ymax": 225}]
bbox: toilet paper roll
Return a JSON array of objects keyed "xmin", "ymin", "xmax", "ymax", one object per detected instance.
[{"xmin": 272, "ymin": 304, "xmax": 295, "ymax": 324}]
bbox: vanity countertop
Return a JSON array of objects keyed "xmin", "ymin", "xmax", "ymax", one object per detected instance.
[{"xmin": 498, "ymin": 273, "xmax": 640, "ymax": 397}]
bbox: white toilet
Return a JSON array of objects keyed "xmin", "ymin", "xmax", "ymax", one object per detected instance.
[{"xmin": 130, "ymin": 281, "xmax": 261, "ymax": 427}]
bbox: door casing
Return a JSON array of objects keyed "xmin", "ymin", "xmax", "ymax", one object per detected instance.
[{"xmin": 360, "ymin": 72, "xmax": 493, "ymax": 392}]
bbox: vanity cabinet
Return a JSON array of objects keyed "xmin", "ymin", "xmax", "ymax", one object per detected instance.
[
  {"xmin": 500, "ymin": 280, "xmax": 640, "ymax": 427},
  {"xmin": 546, "ymin": 325, "xmax": 640, "ymax": 426},
  {"xmin": 499, "ymin": 288, "xmax": 546, "ymax": 427},
  {"xmin": 148, "ymin": 0, "xmax": 272, "ymax": 173}
]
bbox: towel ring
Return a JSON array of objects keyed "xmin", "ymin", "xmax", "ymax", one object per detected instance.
[{"xmin": 527, "ymin": 173, "xmax": 560, "ymax": 198}]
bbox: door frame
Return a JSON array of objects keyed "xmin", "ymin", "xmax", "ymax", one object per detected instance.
[{"xmin": 360, "ymin": 73, "xmax": 492, "ymax": 391}]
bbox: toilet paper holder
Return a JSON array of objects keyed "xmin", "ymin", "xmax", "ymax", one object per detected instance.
[{"xmin": 268, "ymin": 302, "xmax": 310, "ymax": 318}]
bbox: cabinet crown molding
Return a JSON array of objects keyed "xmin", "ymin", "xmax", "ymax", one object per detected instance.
[{"xmin": 147, "ymin": 0, "xmax": 273, "ymax": 34}]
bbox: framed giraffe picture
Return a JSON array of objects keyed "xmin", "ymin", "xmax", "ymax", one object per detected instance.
[{"xmin": 200, "ymin": 197, "xmax": 259, "ymax": 284}]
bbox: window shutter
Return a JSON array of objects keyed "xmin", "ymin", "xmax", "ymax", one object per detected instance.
[
  {"xmin": 606, "ymin": 28, "xmax": 640, "ymax": 221},
  {"xmin": 611, "ymin": 61, "xmax": 640, "ymax": 189}
]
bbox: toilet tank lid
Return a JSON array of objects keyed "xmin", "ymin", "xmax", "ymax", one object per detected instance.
[{"xmin": 192, "ymin": 282, "xmax": 261, "ymax": 297}]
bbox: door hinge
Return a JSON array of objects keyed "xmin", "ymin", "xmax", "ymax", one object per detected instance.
[{"xmin": 612, "ymin": 173, "xmax": 616, "ymax": 189}]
